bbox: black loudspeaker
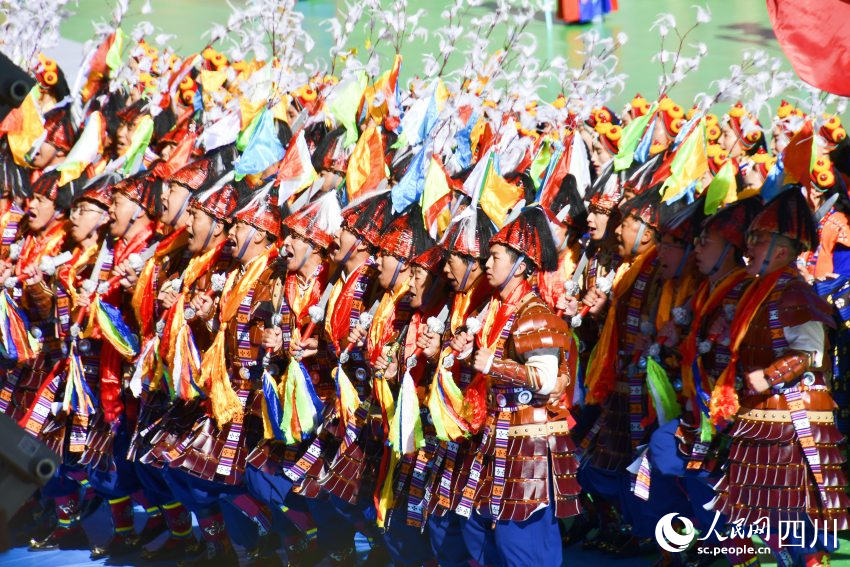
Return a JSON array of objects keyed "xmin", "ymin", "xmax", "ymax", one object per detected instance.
[
  {"xmin": 0, "ymin": 412, "xmax": 60, "ymax": 550},
  {"xmin": 0, "ymin": 50, "xmax": 36, "ymax": 122}
]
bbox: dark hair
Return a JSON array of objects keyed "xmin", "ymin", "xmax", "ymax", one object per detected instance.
[
  {"xmin": 504, "ymin": 171, "xmax": 536, "ymax": 204},
  {"xmin": 276, "ymin": 119, "xmax": 293, "ymax": 149},
  {"xmin": 47, "ymin": 65, "xmax": 71, "ymax": 101},
  {"xmin": 152, "ymin": 107, "xmax": 177, "ymax": 143},
  {"xmin": 310, "ymin": 126, "xmax": 345, "ymax": 173}
]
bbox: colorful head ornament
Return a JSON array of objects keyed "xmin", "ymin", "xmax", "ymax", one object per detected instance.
[
  {"xmin": 190, "ymin": 173, "xmax": 240, "ymax": 222},
  {"xmin": 725, "ymin": 102, "xmax": 763, "ymax": 151}
]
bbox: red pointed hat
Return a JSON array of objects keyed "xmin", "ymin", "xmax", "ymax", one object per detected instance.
[
  {"xmin": 701, "ymin": 196, "xmax": 762, "ymax": 251},
  {"xmin": 411, "ymin": 245, "xmax": 446, "ymax": 272},
  {"xmin": 168, "ymin": 156, "xmax": 214, "ymax": 192},
  {"xmin": 30, "ymin": 169, "xmax": 74, "ymax": 210},
  {"xmin": 282, "ymin": 192, "xmax": 342, "ymax": 251},
  {"xmin": 75, "ymin": 173, "xmax": 119, "ymax": 211},
  {"xmin": 113, "ymin": 170, "xmax": 161, "ymax": 218},
  {"xmin": 489, "ymin": 206, "xmax": 559, "ymax": 272},
  {"xmin": 234, "ymin": 187, "xmax": 282, "ymax": 240},
  {"xmin": 441, "ymin": 206, "xmax": 497, "ymax": 263},
  {"xmin": 748, "ymin": 186, "xmax": 818, "ymax": 251},
  {"xmin": 379, "ymin": 204, "xmax": 435, "ymax": 262},
  {"xmin": 43, "ymin": 107, "xmax": 75, "ymax": 153},
  {"xmin": 190, "ymin": 173, "xmax": 240, "ymax": 222},
  {"xmin": 340, "ymin": 192, "xmax": 393, "ymax": 250}
]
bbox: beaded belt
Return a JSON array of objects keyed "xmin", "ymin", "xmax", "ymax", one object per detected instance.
[
  {"xmin": 507, "ymin": 420, "xmax": 570, "ymax": 437},
  {"xmin": 738, "ymin": 407, "xmax": 834, "ymax": 424}
]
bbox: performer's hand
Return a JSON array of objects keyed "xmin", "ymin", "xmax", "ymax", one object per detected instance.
[
  {"xmin": 472, "ymin": 347, "xmax": 493, "ymax": 374},
  {"xmin": 262, "ymin": 326, "xmax": 283, "ymax": 352},
  {"xmin": 347, "ymin": 324, "xmax": 367, "ymax": 348},
  {"xmin": 375, "ymin": 346, "xmax": 398, "ymax": 380},
  {"xmin": 158, "ymin": 288, "xmax": 179, "ymax": 309},
  {"xmin": 76, "ymin": 291, "xmax": 92, "ymax": 309},
  {"xmin": 583, "ymin": 286, "xmax": 608, "ymax": 317},
  {"xmin": 189, "ymin": 294, "xmax": 214, "ymax": 320},
  {"xmin": 556, "ymin": 294, "xmax": 579, "ymax": 317},
  {"xmin": 450, "ymin": 331, "xmax": 474, "ymax": 359},
  {"xmin": 0, "ymin": 263, "xmax": 13, "ymax": 285},
  {"xmin": 291, "ymin": 336, "xmax": 318, "ymax": 360},
  {"xmin": 112, "ymin": 260, "xmax": 133, "ymax": 288},
  {"xmin": 745, "ymin": 369, "xmax": 771, "ymax": 393},
  {"xmin": 21, "ymin": 263, "xmax": 43, "ymax": 286},
  {"xmin": 416, "ymin": 326, "xmax": 441, "ymax": 361}
]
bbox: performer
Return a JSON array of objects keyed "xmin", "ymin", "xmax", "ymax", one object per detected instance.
[
  {"xmin": 25, "ymin": 175, "xmax": 110, "ymax": 552},
  {"xmin": 296, "ymin": 193, "xmax": 389, "ymax": 566},
  {"xmin": 708, "ymin": 188, "xmax": 850, "ymax": 566},
  {"xmin": 577, "ymin": 189, "xmax": 663, "ymax": 554},
  {"xmin": 79, "ymin": 171, "xmax": 163, "ymax": 559},
  {"xmin": 245, "ymin": 191, "xmax": 342, "ymax": 565},
  {"xmin": 455, "ymin": 206, "xmax": 581, "ymax": 567},
  {"xmin": 418, "ymin": 207, "xmax": 495, "ymax": 567},
  {"xmin": 161, "ymin": 189, "xmax": 282, "ymax": 565},
  {"xmin": 648, "ymin": 197, "xmax": 759, "ymax": 565},
  {"xmin": 134, "ymin": 170, "xmax": 241, "ymax": 561}
]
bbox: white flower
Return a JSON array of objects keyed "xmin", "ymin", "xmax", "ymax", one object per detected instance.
[{"xmin": 694, "ymin": 4, "xmax": 711, "ymax": 24}]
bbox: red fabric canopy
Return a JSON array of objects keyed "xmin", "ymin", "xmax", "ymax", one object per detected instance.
[{"xmin": 767, "ymin": 0, "xmax": 850, "ymax": 96}]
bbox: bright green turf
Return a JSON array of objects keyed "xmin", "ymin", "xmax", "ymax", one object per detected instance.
[{"xmin": 60, "ymin": 0, "xmax": 795, "ymax": 110}]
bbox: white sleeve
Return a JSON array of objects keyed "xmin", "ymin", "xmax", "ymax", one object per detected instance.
[
  {"xmin": 525, "ymin": 348, "xmax": 560, "ymax": 396},
  {"xmin": 783, "ymin": 321, "xmax": 825, "ymax": 367}
]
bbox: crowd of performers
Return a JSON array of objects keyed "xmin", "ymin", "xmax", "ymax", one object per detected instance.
[{"xmin": 0, "ymin": 7, "xmax": 849, "ymax": 567}]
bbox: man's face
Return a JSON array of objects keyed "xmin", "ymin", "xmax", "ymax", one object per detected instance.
[
  {"xmin": 657, "ymin": 234, "xmax": 688, "ymax": 280},
  {"xmin": 719, "ymin": 124, "xmax": 741, "ymax": 158},
  {"xmin": 320, "ymin": 170, "xmax": 342, "ymax": 192},
  {"xmin": 161, "ymin": 182, "xmax": 191, "ymax": 227},
  {"xmin": 587, "ymin": 210, "xmax": 610, "ymax": 242},
  {"xmin": 27, "ymin": 194, "xmax": 58, "ymax": 232},
  {"xmin": 745, "ymin": 230, "xmax": 787, "ymax": 276},
  {"xmin": 410, "ymin": 266, "xmax": 433, "ymax": 309},
  {"xmin": 694, "ymin": 228, "xmax": 729, "ymax": 276},
  {"xmin": 332, "ymin": 228, "xmax": 360, "ymax": 265},
  {"xmin": 115, "ymin": 123, "xmax": 133, "ymax": 156},
  {"xmin": 108, "ymin": 192, "xmax": 140, "ymax": 237},
  {"xmin": 485, "ymin": 244, "xmax": 520, "ymax": 288},
  {"xmin": 281, "ymin": 234, "xmax": 314, "ymax": 273},
  {"xmin": 377, "ymin": 252, "xmax": 406, "ymax": 290},
  {"xmin": 186, "ymin": 207, "xmax": 217, "ymax": 254},
  {"xmin": 616, "ymin": 214, "xmax": 645, "ymax": 258},
  {"xmin": 30, "ymin": 142, "xmax": 59, "ymax": 169},
  {"xmin": 444, "ymin": 253, "xmax": 479, "ymax": 292},
  {"xmin": 69, "ymin": 201, "xmax": 107, "ymax": 244},
  {"xmin": 229, "ymin": 221, "xmax": 257, "ymax": 258}
]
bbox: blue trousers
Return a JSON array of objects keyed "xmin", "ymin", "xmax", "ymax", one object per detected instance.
[
  {"xmin": 428, "ymin": 513, "xmax": 471, "ymax": 567},
  {"xmin": 161, "ymin": 467, "xmax": 258, "ymax": 549},
  {"xmin": 380, "ymin": 503, "xmax": 434, "ymax": 566},
  {"xmin": 86, "ymin": 422, "xmax": 141, "ymax": 499},
  {"xmin": 461, "ymin": 506, "xmax": 563, "ymax": 567}
]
